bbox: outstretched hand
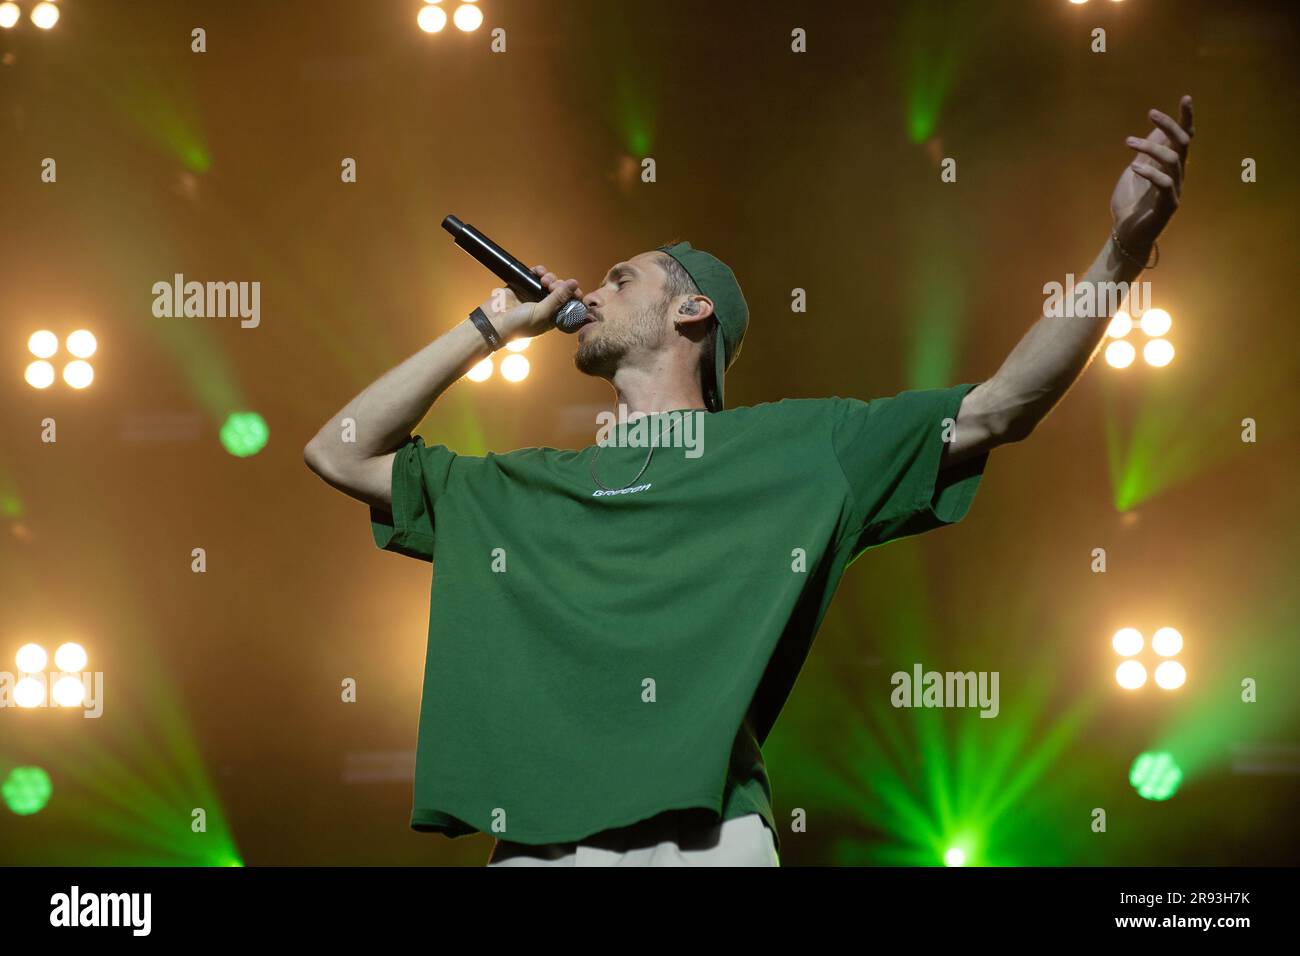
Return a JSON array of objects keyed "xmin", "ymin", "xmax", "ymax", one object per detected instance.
[{"xmin": 1110, "ymin": 95, "xmax": 1194, "ymax": 258}]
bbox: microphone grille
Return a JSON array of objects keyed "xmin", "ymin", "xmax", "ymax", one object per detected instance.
[{"xmin": 554, "ymin": 299, "xmax": 589, "ymax": 333}]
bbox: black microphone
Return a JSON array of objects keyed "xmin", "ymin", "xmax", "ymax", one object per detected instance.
[{"xmin": 441, "ymin": 215, "xmax": 589, "ymax": 333}]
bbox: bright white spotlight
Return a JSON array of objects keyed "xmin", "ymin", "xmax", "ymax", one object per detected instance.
[
  {"xmin": 1111, "ymin": 627, "xmax": 1143, "ymax": 657},
  {"xmin": 66, "ymin": 330, "xmax": 97, "ymax": 358},
  {"xmin": 15, "ymin": 676, "xmax": 46, "ymax": 708},
  {"xmin": 500, "ymin": 354, "xmax": 530, "ymax": 382},
  {"xmin": 54, "ymin": 642, "xmax": 87, "ymax": 672},
  {"xmin": 1154, "ymin": 660, "xmax": 1186, "ymax": 690},
  {"xmin": 52, "ymin": 675, "xmax": 86, "ymax": 707},
  {"xmin": 31, "ymin": 1, "xmax": 59, "ymax": 30},
  {"xmin": 453, "ymin": 3, "xmax": 484, "ymax": 31},
  {"xmin": 1151, "ymin": 627, "xmax": 1183, "ymax": 657},
  {"xmin": 1105, "ymin": 310, "xmax": 1132, "ymax": 339},
  {"xmin": 417, "ymin": 5, "xmax": 447, "ymax": 32},
  {"xmin": 466, "ymin": 357, "xmax": 493, "ymax": 382},
  {"xmin": 1116, "ymin": 659, "xmax": 1147, "ymax": 690},
  {"xmin": 504, "ymin": 336, "xmax": 531, "ymax": 352},
  {"xmin": 1138, "ymin": 307, "xmax": 1172, "ymax": 337},
  {"xmin": 63, "ymin": 360, "xmax": 94, "ymax": 389},
  {"xmin": 0, "ymin": 2, "xmax": 20, "ymax": 29},
  {"xmin": 28, "ymin": 330, "xmax": 59, "ymax": 358},
  {"xmin": 25, "ymin": 361, "xmax": 56, "ymax": 389},
  {"xmin": 944, "ymin": 847, "xmax": 966, "ymax": 867},
  {"xmin": 1105, "ymin": 340, "xmax": 1135, "ymax": 369},
  {"xmin": 1143, "ymin": 339, "xmax": 1175, "ymax": 367},
  {"xmin": 16, "ymin": 643, "xmax": 48, "ymax": 673}
]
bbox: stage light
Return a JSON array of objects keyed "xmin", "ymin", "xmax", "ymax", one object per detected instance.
[
  {"xmin": 1138, "ymin": 307, "xmax": 1171, "ymax": 337},
  {"xmin": 13, "ymin": 641, "xmax": 93, "ymax": 711},
  {"xmin": 51, "ymin": 675, "xmax": 86, "ymax": 707},
  {"xmin": 1129, "ymin": 751, "xmax": 1182, "ymax": 801},
  {"xmin": 219, "ymin": 411, "xmax": 269, "ymax": 457},
  {"xmin": 2, "ymin": 767, "xmax": 53, "ymax": 815},
  {"xmin": 1115, "ymin": 659, "xmax": 1147, "ymax": 690},
  {"xmin": 1154, "ymin": 660, "xmax": 1186, "ymax": 690},
  {"xmin": 1143, "ymin": 339, "xmax": 1175, "ymax": 367},
  {"xmin": 0, "ymin": 3, "xmax": 20, "ymax": 30},
  {"xmin": 66, "ymin": 329, "xmax": 97, "ymax": 358},
  {"xmin": 28, "ymin": 330, "xmax": 58, "ymax": 358},
  {"xmin": 500, "ymin": 353, "xmax": 530, "ymax": 382},
  {"xmin": 14, "ymin": 676, "xmax": 46, "ymax": 708},
  {"xmin": 417, "ymin": 5, "xmax": 447, "ymax": 32},
  {"xmin": 24, "ymin": 361, "xmax": 55, "ymax": 389},
  {"xmin": 1111, "ymin": 627, "xmax": 1143, "ymax": 657},
  {"xmin": 26, "ymin": 328, "xmax": 97, "ymax": 388},
  {"xmin": 1104, "ymin": 339, "xmax": 1135, "ymax": 368},
  {"xmin": 466, "ymin": 357, "xmax": 493, "ymax": 381},
  {"xmin": 1113, "ymin": 624, "xmax": 1186, "ymax": 690},
  {"xmin": 943, "ymin": 847, "xmax": 966, "ymax": 867},
  {"xmin": 54, "ymin": 642, "xmax": 86, "ymax": 672},
  {"xmin": 1108, "ymin": 306, "xmax": 1176, "ymax": 369},
  {"xmin": 62, "ymin": 359, "xmax": 94, "ymax": 389},
  {"xmin": 16, "ymin": 642, "xmax": 47, "ymax": 673},
  {"xmin": 504, "ymin": 336, "xmax": 531, "ymax": 352},
  {"xmin": 30, "ymin": 1, "xmax": 58, "ymax": 30},
  {"xmin": 1105, "ymin": 310, "xmax": 1132, "ymax": 339},
  {"xmin": 1151, "ymin": 627, "xmax": 1182, "ymax": 657},
  {"xmin": 453, "ymin": 3, "xmax": 484, "ymax": 31}
]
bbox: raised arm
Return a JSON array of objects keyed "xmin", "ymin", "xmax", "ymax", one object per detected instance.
[
  {"xmin": 942, "ymin": 95, "xmax": 1195, "ymax": 467},
  {"xmin": 303, "ymin": 268, "xmax": 581, "ymax": 508}
]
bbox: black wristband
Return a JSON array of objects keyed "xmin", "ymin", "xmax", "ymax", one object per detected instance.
[{"xmin": 469, "ymin": 306, "xmax": 503, "ymax": 352}]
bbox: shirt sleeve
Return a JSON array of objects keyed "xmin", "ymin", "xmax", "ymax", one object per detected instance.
[
  {"xmin": 369, "ymin": 435, "xmax": 465, "ymax": 563},
  {"xmin": 830, "ymin": 383, "xmax": 988, "ymax": 558}
]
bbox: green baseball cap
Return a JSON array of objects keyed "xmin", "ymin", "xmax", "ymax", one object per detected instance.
[{"xmin": 656, "ymin": 240, "xmax": 748, "ymax": 412}]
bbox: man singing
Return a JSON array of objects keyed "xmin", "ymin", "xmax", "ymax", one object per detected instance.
[{"xmin": 304, "ymin": 97, "xmax": 1194, "ymax": 866}]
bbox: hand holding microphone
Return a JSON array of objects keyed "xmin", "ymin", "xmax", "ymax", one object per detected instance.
[
  {"xmin": 443, "ymin": 216, "xmax": 591, "ymax": 346},
  {"xmin": 473, "ymin": 265, "xmax": 585, "ymax": 343}
]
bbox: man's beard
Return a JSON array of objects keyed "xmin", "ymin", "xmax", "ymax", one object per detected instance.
[{"xmin": 574, "ymin": 296, "xmax": 668, "ymax": 379}]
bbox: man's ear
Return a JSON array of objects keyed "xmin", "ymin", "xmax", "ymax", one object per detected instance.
[{"xmin": 675, "ymin": 295, "xmax": 714, "ymax": 324}]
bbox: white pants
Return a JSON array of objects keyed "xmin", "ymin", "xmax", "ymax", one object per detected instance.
[{"xmin": 487, "ymin": 811, "xmax": 779, "ymax": 867}]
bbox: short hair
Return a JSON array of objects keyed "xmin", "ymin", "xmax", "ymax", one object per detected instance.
[{"xmin": 656, "ymin": 246, "xmax": 719, "ymax": 411}]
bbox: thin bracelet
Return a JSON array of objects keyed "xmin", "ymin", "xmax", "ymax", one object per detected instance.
[{"xmin": 1111, "ymin": 230, "xmax": 1159, "ymax": 270}]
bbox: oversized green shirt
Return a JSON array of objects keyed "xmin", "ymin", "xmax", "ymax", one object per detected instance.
[{"xmin": 370, "ymin": 384, "xmax": 987, "ymax": 853}]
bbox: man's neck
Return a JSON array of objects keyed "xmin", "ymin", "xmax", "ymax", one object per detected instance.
[{"xmin": 610, "ymin": 366, "xmax": 706, "ymax": 422}]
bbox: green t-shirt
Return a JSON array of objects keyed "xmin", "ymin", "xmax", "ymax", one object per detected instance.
[{"xmin": 370, "ymin": 383, "xmax": 987, "ymax": 854}]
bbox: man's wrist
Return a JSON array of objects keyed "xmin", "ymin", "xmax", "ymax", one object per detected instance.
[
  {"xmin": 1110, "ymin": 227, "xmax": 1158, "ymax": 271},
  {"xmin": 467, "ymin": 306, "xmax": 504, "ymax": 352}
]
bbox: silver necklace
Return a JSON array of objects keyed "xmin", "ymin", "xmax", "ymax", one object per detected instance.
[{"xmin": 589, "ymin": 415, "xmax": 681, "ymax": 491}]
